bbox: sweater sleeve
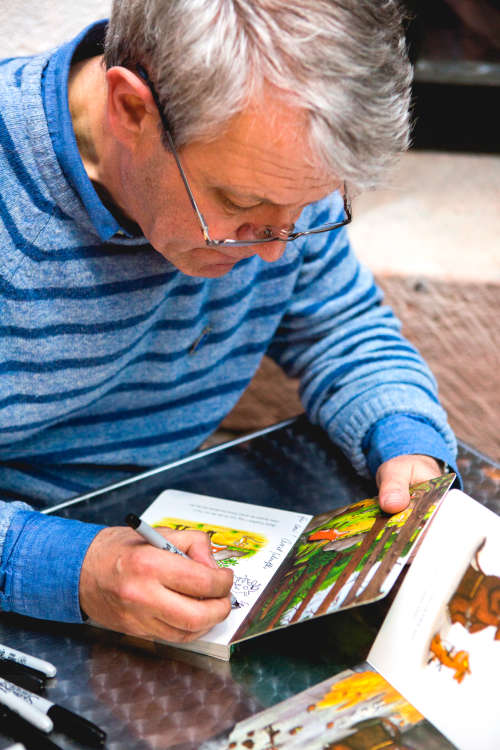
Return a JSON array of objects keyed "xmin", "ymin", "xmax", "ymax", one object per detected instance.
[
  {"xmin": 268, "ymin": 192, "xmax": 458, "ymax": 477},
  {"xmin": 0, "ymin": 501, "xmax": 104, "ymax": 622}
]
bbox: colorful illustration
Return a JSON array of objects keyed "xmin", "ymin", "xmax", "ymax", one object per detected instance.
[
  {"xmin": 428, "ymin": 633, "xmax": 470, "ymax": 683},
  {"xmin": 368, "ymin": 489, "xmax": 500, "ymax": 750},
  {"xmin": 447, "ymin": 539, "xmax": 500, "ymax": 639},
  {"xmin": 324, "ymin": 717, "xmax": 413, "ymax": 750},
  {"xmin": 234, "ymin": 475, "xmax": 453, "ymax": 642},
  {"xmin": 427, "ymin": 537, "xmax": 500, "ymax": 682},
  {"xmin": 226, "ymin": 666, "xmax": 453, "ymax": 750},
  {"xmin": 153, "ymin": 516, "xmax": 267, "ymax": 566}
]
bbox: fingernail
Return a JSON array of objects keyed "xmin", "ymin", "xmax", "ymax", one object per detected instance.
[{"xmin": 383, "ymin": 492, "xmax": 403, "ymax": 512}]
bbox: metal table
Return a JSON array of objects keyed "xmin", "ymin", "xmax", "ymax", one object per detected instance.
[{"xmin": 0, "ymin": 416, "xmax": 498, "ymax": 750}]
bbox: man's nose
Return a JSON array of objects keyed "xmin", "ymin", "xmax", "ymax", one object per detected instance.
[
  {"xmin": 254, "ymin": 239, "xmax": 287, "ymax": 263},
  {"xmin": 234, "ymin": 223, "xmax": 288, "ymax": 263},
  {"xmin": 235, "ymin": 211, "xmax": 294, "ymax": 262}
]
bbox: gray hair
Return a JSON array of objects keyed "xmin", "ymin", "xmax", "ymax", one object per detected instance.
[{"xmin": 104, "ymin": 0, "xmax": 412, "ymax": 192}]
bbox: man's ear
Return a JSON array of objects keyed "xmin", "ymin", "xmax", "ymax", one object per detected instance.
[{"xmin": 105, "ymin": 66, "xmax": 158, "ymax": 150}]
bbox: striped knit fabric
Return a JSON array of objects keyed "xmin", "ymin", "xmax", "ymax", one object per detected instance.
[{"xmin": 0, "ymin": 27, "xmax": 457, "ymax": 621}]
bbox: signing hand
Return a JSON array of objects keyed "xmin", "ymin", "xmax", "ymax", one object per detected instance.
[
  {"xmin": 376, "ymin": 454, "xmax": 444, "ymax": 514},
  {"xmin": 79, "ymin": 526, "xmax": 233, "ymax": 642}
]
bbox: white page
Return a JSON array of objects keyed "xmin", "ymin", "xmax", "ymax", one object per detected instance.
[
  {"xmin": 369, "ymin": 489, "xmax": 500, "ymax": 750},
  {"xmin": 142, "ymin": 489, "xmax": 311, "ymax": 645}
]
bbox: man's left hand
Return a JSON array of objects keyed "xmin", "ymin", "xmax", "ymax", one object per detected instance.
[{"xmin": 376, "ymin": 454, "xmax": 444, "ymax": 514}]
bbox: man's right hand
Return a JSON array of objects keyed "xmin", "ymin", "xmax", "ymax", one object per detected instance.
[{"xmin": 79, "ymin": 526, "xmax": 233, "ymax": 642}]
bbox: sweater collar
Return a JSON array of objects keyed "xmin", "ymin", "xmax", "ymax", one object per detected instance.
[{"xmin": 42, "ymin": 20, "xmax": 146, "ymax": 244}]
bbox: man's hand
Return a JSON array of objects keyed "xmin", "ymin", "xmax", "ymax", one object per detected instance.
[
  {"xmin": 376, "ymin": 454, "xmax": 444, "ymax": 514},
  {"xmin": 79, "ymin": 526, "xmax": 233, "ymax": 642}
]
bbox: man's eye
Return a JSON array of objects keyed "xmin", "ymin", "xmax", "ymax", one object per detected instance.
[{"xmin": 220, "ymin": 195, "xmax": 261, "ymax": 212}]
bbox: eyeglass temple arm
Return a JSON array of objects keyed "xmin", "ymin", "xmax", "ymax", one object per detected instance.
[
  {"xmin": 163, "ymin": 130, "xmax": 211, "ymax": 242},
  {"xmin": 136, "ymin": 63, "xmax": 212, "ymax": 242}
]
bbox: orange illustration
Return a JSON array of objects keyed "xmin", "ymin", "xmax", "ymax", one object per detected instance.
[
  {"xmin": 428, "ymin": 633, "xmax": 470, "ymax": 683},
  {"xmin": 447, "ymin": 539, "xmax": 500, "ymax": 638},
  {"xmin": 308, "ymin": 528, "xmax": 349, "ymax": 542}
]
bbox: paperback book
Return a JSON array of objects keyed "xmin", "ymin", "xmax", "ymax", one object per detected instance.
[
  {"xmin": 368, "ymin": 488, "xmax": 500, "ymax": 750},
  {"xmin": 139, "ymin": 473, "xmax": 455, "ymax": 659},
  {"xmin": 225, "ymin": 663, "xmax": 455, "ymax": 750}
]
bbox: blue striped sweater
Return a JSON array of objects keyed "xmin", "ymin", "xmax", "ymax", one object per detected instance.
[{"xmin": 0, "ymin": 23, "xmax": 456, "ymax": 623}]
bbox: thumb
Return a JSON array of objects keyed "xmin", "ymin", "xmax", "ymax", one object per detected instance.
[
  {"xmin": 185, "ymin": 531, "xmax": 221, "ymax": 570},
  {"xmin": 376, "ymin": 460, "xmax": 412, "ymax": 514}
]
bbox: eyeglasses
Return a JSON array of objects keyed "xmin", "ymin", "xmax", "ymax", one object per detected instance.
[{"xmin": 136, "ymin": 65, "xmax": 352, "ymax": 248}]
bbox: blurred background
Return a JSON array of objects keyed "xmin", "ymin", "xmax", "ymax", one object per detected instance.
[{"xmin": 1, "ymin": 0, "xmax": 498, "ymax": 461}]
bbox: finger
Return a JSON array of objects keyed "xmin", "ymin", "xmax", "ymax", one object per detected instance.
[
  {"xmin": 378, "ymin": 478, "xmax": 410, "ymax": 514},
  {"xmin": 376, "ymin": 454, "xmax": 444, "ymax": 514},
  {"xmin": 104, "ymin": 601, "xmax": 228, "ymax": 644},
  {"xmin": 129, "ymin": 542, "xmax": 234, "ymax": 599},
  {"xmin": 155, "ymin": 527, "xmax": 219, "ymax": 569},
  {"xmin": 95, "ymin": 568, "xmax": 232, "ymax": 641},
  {"xmin": 159, "ymin": 552, "xmax": 234, "ymax": 599},
  {"xmin": 376, "ymin": 461, "xmax": 412, "ymax": 514},
  {"xmin": 116, "ymin": 581, "xmax": 232, "ymax": 641},
  {"xmin": 152, "ymin": 587, "xmax": 232, "ymax": 639}
]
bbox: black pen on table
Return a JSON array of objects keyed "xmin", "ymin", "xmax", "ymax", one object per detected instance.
[
  {"xmin": 0, "ymin": 644, "xmax": 56, "ymax": 679},
  {"xmin": 0, "ymin": 741, "xmax": 25, "ymax": 750},
  {"xmin": 0, "ymin": 742, "xmax": 25, "ymax": 750},
  {"xmin": 126, "ymin": 513, "xmax": 241, "ymax": 608},
  {"xmin": 0, "ymin": 677, "xmax": 106, "ymax": 747},
  {"xmin": 0, "ymin": 704, "xmax": 62, "ymax": 750},
  {"xmin": 0, "ymin": 658, "xmax": 46, "ymax": 694}
]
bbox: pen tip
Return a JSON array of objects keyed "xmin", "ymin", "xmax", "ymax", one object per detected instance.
[{"xmin": 125, "ymin": 513, "xmax": 140, "ymax": 529}]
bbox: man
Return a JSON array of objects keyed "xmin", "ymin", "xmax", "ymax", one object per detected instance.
[{"xmin": 0, "ymin": 0, "xmax": 457, "ymax": 643}]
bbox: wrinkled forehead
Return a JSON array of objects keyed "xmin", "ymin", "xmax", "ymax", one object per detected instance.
[{"xmin": 180, "ymin": 91, "xmax": 338, "ymax": 203}]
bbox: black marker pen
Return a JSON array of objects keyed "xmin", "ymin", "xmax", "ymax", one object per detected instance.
[
  {"xmin": 0, "ymin": 658, "xmax": 46, "ymax": 694},
  {"xmin": 0, "ymin": 645, "xmax": 55, "ymax": 679},
  {"xmin": 0, "ymin": 740, "xmax": 25, "ymax": 750},
  {"xmin": 0, "ymin": 682, "xmax": 106, "ymax": 747},
  {"xmin": 0, "ymin": 704, "xmax": 62, "ymax": 750}
]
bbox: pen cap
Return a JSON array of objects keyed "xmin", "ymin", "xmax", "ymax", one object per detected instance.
[
  {"xmin": 0, "ymin": 660, "xmax": 45, "ymax": 694},
  {"xmin": 0, "ymin": 659, "xmax": 48, "ymax": 683},
  {"xmin": 47, "ymin": 705, "xmax": 106, "ymax": 747},
  {"xmin": 0, "ymin": 647, "xmax": 56, "ymax": 678},
  {"xmin": 0, "ymin": 705, "xmax": 62, "ymax": 750}
]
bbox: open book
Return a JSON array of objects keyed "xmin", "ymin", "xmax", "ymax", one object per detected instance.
[
  {"xmin": 140, "ymin": 473, "xmax": 455, "ymax": 659},
  {"xmin": 368, "ymin": 488, "xmax": 500, "ymax": 750},
  {"xmin": 225, "ymin": 488, "xmax": 500, "ymax": 750}
]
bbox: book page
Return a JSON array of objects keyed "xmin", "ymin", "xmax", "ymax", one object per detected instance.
[
  {"xmin": 141, "ymin": 489, "xmax": 311, "ymax": 646},
  {"xmin": 368, "ymin": 489, "xmax": 500, "ymax": 750},
  {"xmin": 234, "ymin": 474, "xmax": 454, "ymax": 642}
]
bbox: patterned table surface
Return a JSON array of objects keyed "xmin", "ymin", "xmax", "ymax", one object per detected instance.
[{"xmin": 0, "ymin": 417, "xmax": 498, "ymax": 750}]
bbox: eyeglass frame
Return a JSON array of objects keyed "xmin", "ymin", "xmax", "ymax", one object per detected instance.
[{"xmin": 136, "ymin": 64, "xmax": 352, "ymax": 248}]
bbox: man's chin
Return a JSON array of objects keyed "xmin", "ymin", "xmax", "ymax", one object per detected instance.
[
  {"xmin": 182, "ymin": 248, "xmax": 239, "ymax": 278},
  {"xmin": 195, "ymin": 261, "xmax": 237, "ymax": 278},
  {"xmin": 153, "ymin": 242, "xmax": 241, "ymax": 277}
]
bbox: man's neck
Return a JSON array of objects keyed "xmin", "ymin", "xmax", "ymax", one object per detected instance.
[
  {"xmin": 68, "ymin": 55, "xmax": 139, "ymax": 232},
  {"xmin": 68, "ymin": 55, "xmax": 107, "ymax": 182}
]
